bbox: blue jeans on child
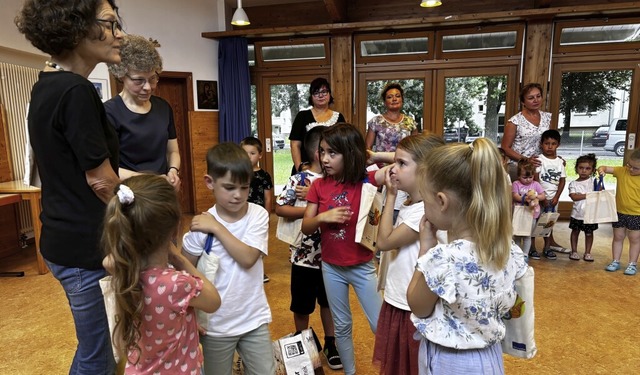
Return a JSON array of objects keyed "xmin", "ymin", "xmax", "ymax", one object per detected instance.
[
  {"xmin": 322, "ymin": 260, "xmax": 382, "ymax": 375},
  {"xmin": 45, "ymin": 260, "xmax": 115, "ymax": 375}
]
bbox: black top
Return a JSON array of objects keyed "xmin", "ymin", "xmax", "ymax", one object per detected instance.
[
  {"xmin": 28, "ymin": 71, "xmax": 119, "ymax": 269},
  {"xmin": 104, "ymin": 95, "xmax": 177, "ymax": 175},
  {"xmin": 289, "ymin": 109, "xmax": 345, "ymax": 166},
  {"xmin": 247, "ymin": 169, "xmax": 273, "ymax": 208}
]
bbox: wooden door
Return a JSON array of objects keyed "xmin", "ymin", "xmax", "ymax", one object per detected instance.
[{"xmin": 154, "ymin": 72, "xmax": 195, "ymax": 214}]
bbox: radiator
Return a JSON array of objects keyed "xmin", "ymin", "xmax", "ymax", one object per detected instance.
[{"xmin": 0, "ymin": 62, "xmax": 39, "ymax": 235}]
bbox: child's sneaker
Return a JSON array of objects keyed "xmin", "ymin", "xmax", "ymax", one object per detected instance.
[
  {"xmin": 543, "ymin": 248, "xmax": 557, "ymax": 260},
  {"xmin": 623, "ymin": 263, "xmax": 637, "ymax": 276},
  {"xmin": 323, "ymin": 344, "xmax": 343, "ymax": 370},
  {"xmin": 528, "ymin": 249, "xmax": 541, "ymax": 260},
  {"xmin": 605, "ymin": 260, "xmax": 621, "ymax": 272}
]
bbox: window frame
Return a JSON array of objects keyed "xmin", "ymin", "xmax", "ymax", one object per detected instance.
[
  {"xmin": 435, "ymin": 23, "xmax": 524, "ymax": 60},
  {"xmin": 254, "ymin": 37, "xmax": 330, "ymax": 68},
  {"xmin": 554, "ymin": 18, "xmax": 640, "ymax": 54},
  {"xmin": 354, "ymin": 31, "xmax": 435, "ymax": 64}
]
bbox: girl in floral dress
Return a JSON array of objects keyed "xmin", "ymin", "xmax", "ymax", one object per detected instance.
[
  {"xmin": 407, "ymin": 139, "xmax": 528, "ymax": 374},
  {"xmin": 102, "ymin": 175, "xmax": 220, "ymax": 375}
]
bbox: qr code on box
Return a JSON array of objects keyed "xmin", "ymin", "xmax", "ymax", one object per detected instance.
[{"xmin": 284, "ymin": 341, "xmax": 305, "ymax": 358}]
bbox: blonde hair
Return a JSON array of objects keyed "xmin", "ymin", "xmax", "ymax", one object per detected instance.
[
  {"xmin": 419, "ymin": 138, "xmax": 511, "ymax": 268},
  {"xmin": 396, "ymin": 132, "xmax": 445, "ymax": 164},
  {"xmin": 102, "ymin": 175, "xmax": 181, "ymax": 360}
]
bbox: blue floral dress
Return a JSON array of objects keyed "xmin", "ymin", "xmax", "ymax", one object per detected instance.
[{"xmin": 411, "ymin": 240, "xmax": 527, "ymax": 349}]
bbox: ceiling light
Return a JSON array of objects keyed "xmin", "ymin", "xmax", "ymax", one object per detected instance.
[
  {"xmin": 420, "ymin": 0, "xmax": 442, "ymax": 7},
  {"xmin": 231, "ymin": 0, "xmax": 250, "ymax": 26}
]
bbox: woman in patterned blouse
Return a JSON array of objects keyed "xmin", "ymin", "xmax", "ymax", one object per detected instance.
[{"xmin": 366, "ymin": 82, "xmax": 418, "ymax": 153}]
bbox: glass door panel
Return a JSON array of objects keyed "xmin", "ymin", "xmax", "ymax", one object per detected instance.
[
  {"xmin": 555, "ymin": 69, "xmax": 632, "ymax": 202},
  {"xmin": 441, "ymin": 75, "xmax": 509, "ymax": 145}
]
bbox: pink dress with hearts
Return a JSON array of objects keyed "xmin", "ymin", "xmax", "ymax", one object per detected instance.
[{"xmin": 125, "ymin": 267, "xmax": 204, "ymax": 375}]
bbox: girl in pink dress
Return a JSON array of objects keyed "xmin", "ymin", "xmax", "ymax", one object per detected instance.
[{"xmin": 102, "ymin": 175, "xmax": 220, "ymax": 374}]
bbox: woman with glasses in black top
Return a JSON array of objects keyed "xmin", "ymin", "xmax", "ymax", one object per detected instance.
[
  {"xmin": 289, "ymin": 77, "xmax": 346, "ymax": 174},
  {"xmin": 15, "ymin": 0, "xmax": 123, "ymax": 373},
  {"xmin": 105, "ymin": 34, "xmax": 181, "ymax": 191}
]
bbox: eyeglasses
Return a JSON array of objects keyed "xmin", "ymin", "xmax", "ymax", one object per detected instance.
[
  {"xmin": 626, "ymin": 163, "xmax": 640, "ymax": 172},
  {"xmin": 312, "ymin": 90, "xmax": 330, "ymax": 97},
  {"xmin": 125, "ymin": 72, "xmax": 160, "ymax": 87},
  {"xmin": 95, "ymin": 18, "xmax": 123, "ymax": 37}
]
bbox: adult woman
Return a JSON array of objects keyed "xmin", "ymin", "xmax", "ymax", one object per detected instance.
[
  {"xmin": 15, "ymin": 0, "xmax": 122, "ymax": 373},
  {"xmin": 501, "ymin": 83, "xmax": 567, "ymax": 253},
  {"xmin": 105, "ymin": 34, "xmax": 181, "ymax": 190},
  {"xmin": 365, "ymin": 82, "xmax": 418, "ymax": 152},
  {"xmin": 289, "ymin": 77, "xmax": 345, "ymax": 174},
  {"xmin": 501, "ymin": 83, "xmax": 550, "ymax": 180}
]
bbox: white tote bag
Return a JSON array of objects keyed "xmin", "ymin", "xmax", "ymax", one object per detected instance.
[
  {"xmin": 502, "ymin": 266, "xmax": 537, "ymax": 359},
  {"xmin": 584, "ymin": 190, "xmax": 618, "ymax": 224},
  {"xmin": 512, "ymin": 205, "xmax": 534, "ymax": 237},
  {"xmin": 355, "ymin": 182, "xmax": 380, "ymax": 252},
  {"xmin": 532, "ymin": 211, "xmax": 560, "ymax": 237},
  {"xmin": 99, "ymin": 276, "xmax": 120, "ymax": 362}
]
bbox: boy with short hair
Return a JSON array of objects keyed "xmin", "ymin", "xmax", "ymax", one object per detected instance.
[
  {"xmin": 240, "ymin": 136, "xmax": 273, "ymax": 282},
  {"xmin": 537, "ymin": 129, "xmax": 567, "ymax": 259},
  {"xmin": 182, "ymin": 142, "xmax": 274, "ymax": 375},
  {"xmin": 274, "ymin": 126, "xmax": 342, "ymax": 370}
]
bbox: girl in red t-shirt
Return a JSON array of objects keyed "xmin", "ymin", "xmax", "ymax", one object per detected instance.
[
  {"xmin": 302, "ymin": 123, "xmax": 383, "ymax": 375},
  {"xmin": 102, "ymin": 175, "xmax": 220, "ymax": 375}
]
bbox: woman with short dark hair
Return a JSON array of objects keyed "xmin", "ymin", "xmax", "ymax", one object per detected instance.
[
  {"xmin": 289, "ymin": 77, "xmax": 346, "ymax": 174},
  {"xmin": 15, "ymin": 0, "xmax": 123, "ymax": 372},
  {"xmin": 365, "ymin": 82, "xmax": 418, "ymax": 153}
]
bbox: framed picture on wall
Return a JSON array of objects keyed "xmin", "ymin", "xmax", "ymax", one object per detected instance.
[
  {"xmin": 197, "ymin": 80, "xmax": 218, "ymax": 110},
  {"xmin": 89, "ymin": 78, "xmax": 110, "ymax": 102}
]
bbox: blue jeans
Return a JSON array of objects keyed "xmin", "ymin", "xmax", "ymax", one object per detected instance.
[
  {"xmin": 46, "ymin": 260, "xmax": 115, "ymax": 375},
  {"xmin": 322, "ymin": 261, "xmax": 382, "ymax": 375}
]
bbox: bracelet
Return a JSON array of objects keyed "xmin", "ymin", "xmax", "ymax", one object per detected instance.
[{"xmin": 169, "ymin": 166, "xmax": 179, "ymax": 174}]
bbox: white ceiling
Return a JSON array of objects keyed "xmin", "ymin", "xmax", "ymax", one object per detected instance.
[{"xmin": 225, "ymin": 0, "xmax": 311, "ymax": 7}]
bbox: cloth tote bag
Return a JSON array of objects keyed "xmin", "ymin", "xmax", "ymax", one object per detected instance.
[
  {"xmin": 512, "ymin": 205, "xmax": 534, "ymax": 237},
  {"xmin": 502, "ymin": 266, "xmax": 537, "ymax": 359},
  {"xmin": 276, "ymin": 172, "xmax": 309, "ymax": 247},
  {"xmin": 99, "ymin": 276, "xmax": 120, "ymax": 362},
  {"xmin": 584, "ymin": 176, "xmax": 618, "ymax": 224},
  {"xmin": 532, "ymin": 207, "xmax": 560, "ymax": 237},
  {"xmin": 355, "ymin": 182, "xmax": 380, "ymax": 252}
]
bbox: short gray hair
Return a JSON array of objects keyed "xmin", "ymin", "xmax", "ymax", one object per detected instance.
[{"xmin": 108, "ymin": 34, "xmax": 162, "ymax": 78}]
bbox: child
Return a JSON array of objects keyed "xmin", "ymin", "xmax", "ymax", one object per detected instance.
[
  {"xmin": 407, "ymin": 139, "xmax": 528, "ymax": 374},
  {"xmin": 537, "ymin": 129, "xmax": 568, "ymax": 257},
  {"xmin": 512, "ymin": 159, "xmax": 546, "ymax": 260},
  {"xmin": 372, "ymin": 133, "xmax": 445, "ymax": 375},
  {"xmin": 568, "ymin": 153, "xmax": 599, "ymax": 261},
  {"xmin": 302, "ymin": 123, "xmax": 383, "ymax": 375},
  {"xmin": 182, "ymin": 143, "xmax": 274, "ymax": 374},
  {"xmin": 598, "ymin": 148, "xmax": 640, "ymax": 276},
  {"xmin": 274, "ymin": 126, "xmax": 342, "ymax": 370},
  {"xmin": 102, "ymin": 175, "xmax": 221, "ymax": 375},
  {"xmin": 240, "ymin": 136, "xmax": 273, "ymax": 283}
]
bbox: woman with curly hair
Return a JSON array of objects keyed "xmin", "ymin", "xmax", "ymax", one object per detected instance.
[
  {"xmin": 15, "ymin": 0, "xmax": 123, "ymax": 373},
  {"xmin": 105, "ymin": 34, "xmax": 181, "ymax": 191}
]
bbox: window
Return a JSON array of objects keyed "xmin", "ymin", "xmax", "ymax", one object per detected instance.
[
  {"xmin": 254, "ymin": 38, "xmax": 330, "ymax": 67},
  {"xmin": 555, "ymin": 19, "xmax": 640, "ymax": 53}
]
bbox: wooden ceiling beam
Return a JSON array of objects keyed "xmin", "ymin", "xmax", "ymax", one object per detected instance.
[
  {"xmin": 204, "ymin": 1, "xmax": 640, "ymax": 39},
  {"xmin": 323, "ymin": 0, "xmax": 348, "ymax": 22}
]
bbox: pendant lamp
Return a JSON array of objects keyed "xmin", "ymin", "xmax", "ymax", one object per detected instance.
[
  {"xmin": 231, "ymin": 0, "xmax": 250, "ymax": 26},
  {"xmin": 420, "ymin": 0, "xmax": 442, "ymax": 7}
]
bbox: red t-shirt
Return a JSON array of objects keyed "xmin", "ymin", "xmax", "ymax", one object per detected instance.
[{"xmin": 306, "ymin": 172, "xmax": 376, "ymax": 266}]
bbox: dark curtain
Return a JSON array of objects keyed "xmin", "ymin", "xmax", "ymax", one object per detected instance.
[{"xmin": 218, "ymin": 37, "xmax": 251, "ymax": 143}]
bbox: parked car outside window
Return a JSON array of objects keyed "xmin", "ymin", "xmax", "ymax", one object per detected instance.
[
  {"xmin": 591, "ymin": 125, "xmax": 608, "ymax": 147},
  {"xmin": 603, "ymin": 118, "xmax": 627, "ymax": 156}
]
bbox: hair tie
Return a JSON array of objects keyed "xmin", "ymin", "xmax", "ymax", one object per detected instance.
[{"xmin": 117, "ymin": 184, "xmax": 135, "ymax": 205}]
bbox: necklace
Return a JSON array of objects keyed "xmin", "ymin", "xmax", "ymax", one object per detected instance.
[{"xmin": 45, "ymin": 60, "xmax": 64, "ymax": 71}]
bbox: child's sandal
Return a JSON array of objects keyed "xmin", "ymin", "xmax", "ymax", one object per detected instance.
[
  {"xmin": 569, "ymin": 251, "xmax": 580, "ymax": 261},
  {"xmin": 583, "ymin": 253, "xmax": 594, "ymax": 262}
]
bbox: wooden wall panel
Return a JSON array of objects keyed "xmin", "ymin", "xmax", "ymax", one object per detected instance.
[
  {"xmin": 331, "ymin": 34, "xmax": 353, "ymax": 125},
  {"xmin": 523, "ymin": 20, "xmax": 553, "ymax": 107},
  {"xmin": 0, "ymin": 105, "xmax": 13, "ymax": 182},
  {"xmin": 189, "ymin": 111, "xmax": 218, "ymax": 214},
  {"xmin": 244, "ymin": 1, "xmax": 331, "ymax": 29}
]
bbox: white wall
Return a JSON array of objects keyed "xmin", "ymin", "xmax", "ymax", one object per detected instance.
[{"xmin": 0, "ymin": 0, "xmax": 227, "ymax": 110}]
